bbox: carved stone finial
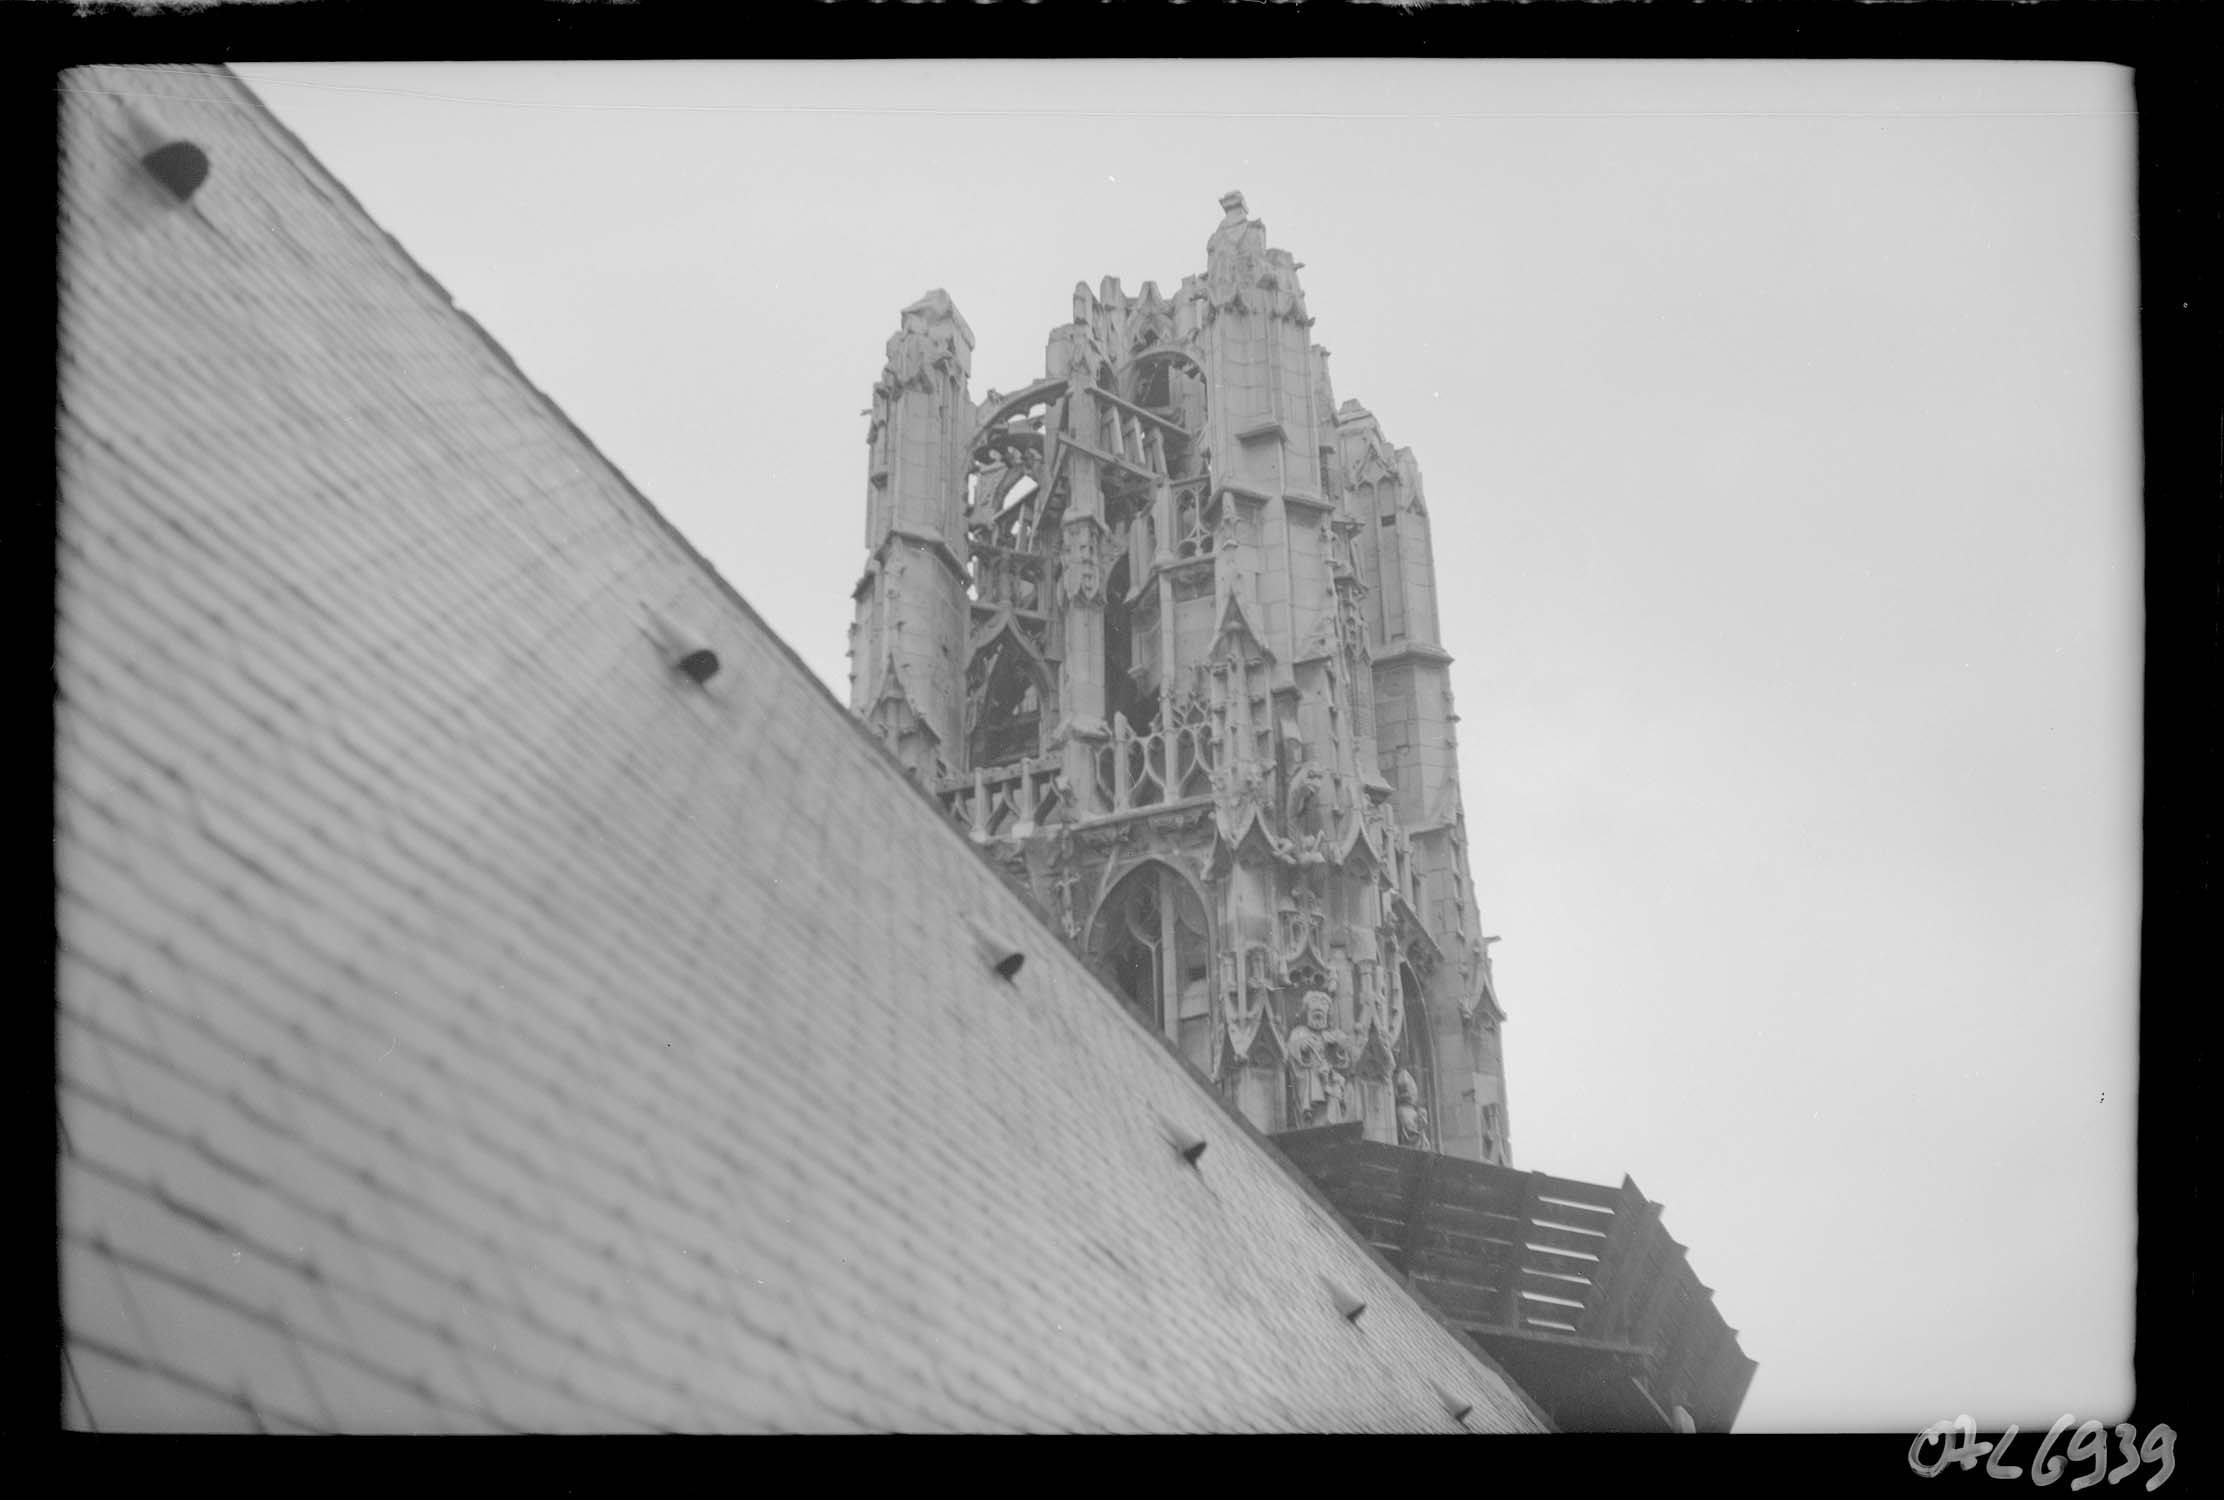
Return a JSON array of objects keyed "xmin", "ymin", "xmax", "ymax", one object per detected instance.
[{"xmin": 1219, "ymin": 190, "xmax": 1247, "ymax": 221}]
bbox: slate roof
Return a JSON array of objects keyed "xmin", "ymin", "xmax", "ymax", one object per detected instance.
[{"xmin": 55, "ymin": 64, "xmax": 1550, "ymax": 1433}]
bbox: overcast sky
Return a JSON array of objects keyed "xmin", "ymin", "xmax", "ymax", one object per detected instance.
[{"xmin": 227, "ymin": 60, "xmax": 2142, "ymax": 1434}]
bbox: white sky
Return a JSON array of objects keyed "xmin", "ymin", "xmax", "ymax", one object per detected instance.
[{"xmin": 227, "ymin": 60, "xmax": 2142, "ymax": 1434}]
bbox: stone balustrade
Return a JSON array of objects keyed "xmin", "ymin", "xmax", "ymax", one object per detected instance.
[
  {"xmin": 1094, "ymin": 713, "xmax": 1215, "ymax": 813},
  {"xmin": 935, "ymin": 753, "xmax": 1067, "ymax": 840}
]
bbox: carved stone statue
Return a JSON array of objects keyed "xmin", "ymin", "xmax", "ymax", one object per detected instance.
[
  {"xmin": 1224, "ymin": 949, "xmax": 1270, "ymax": 1070},
  {"xmin": 887, "ymin": 322, "xmax": 933, "ymax": 390},
  {"xmin": 1286, "ymin": 989, "xmax": 1350, "ymax": 1126},
  {"xmin": 1205, "ymin": 191, "xmax": 1268, "ymax": 313},
  {"xmin": 1265, "ymin": 247, "xmax": 1309, "ymax": 323},
  {"xmin": 1297, "ymin": 885, "xmax": 1326, "ymax": 955},
  {"xmin": 1284, "ymin": 758, "xmax": 1326, "ymax": 840},
  {"xmin": 883, "ymin": 291, "xmax": 968, "ymax": 394},
  {"xmin": 864, "ymin": 383, "xmax": 894, "ymax": 473},
  {"xmin": 1395, "ymin": 1068, "xmax": 1430, "ymax": 1149},
  {"xmin": 1277, "ymin": 885, "xmax": 1327, "ymax": 963},
  {"xmin": 1061, "ymin": 524, "xmax": 1102, "ymax": 603},
  {"xmin": 1052, "ymin": 867, "xmax": 1081, "ymax": 940},
  {"xmin": 1323, "ymin": 1066, "xmax": 1353, "ymax": 1126}
]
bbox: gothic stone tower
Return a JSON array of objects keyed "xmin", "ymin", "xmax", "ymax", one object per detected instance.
[{"xmin": 850, "ymin": 194, "xmax": 1511, "ymax": 1165}]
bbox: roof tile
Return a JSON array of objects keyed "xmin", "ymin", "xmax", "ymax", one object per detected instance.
[{"xmin": 57, "ymin": 63, "xmax": 1548, "ymax": 1434}]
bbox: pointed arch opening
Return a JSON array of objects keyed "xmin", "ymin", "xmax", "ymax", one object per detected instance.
[
  {"xmin": 1396, "ymin": 961, "xmax": 1440, "ymax": 1151},
  {"xmin": 966, "ymin": 630, "xmax": 1049, "ymax": 770},
  {"xmin": 1087, "ymin": 861, "xmax": 1215, "ymax": 1072},
  {"xmin": 1103, "ymin": 553, "xmax": 1156, "ymax": 733}
]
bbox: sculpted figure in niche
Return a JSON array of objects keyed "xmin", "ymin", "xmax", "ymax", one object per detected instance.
[
  {"xmin": 1266, "ymin": 249, "xmax": 1307, "ymax": 322},
  {"xmin": 1323, "ymin": 1067, "xmax": 1354, "ymax": 1127},
  {"xmin": 1395, "ymin": 1068, "xmax": 1431, "ymax": 1149},
  {"xmin": 864, "ymin": 383, "xmax": 894, "ymax": 473},
  {"xmin": 1286, "ymin": 989, "xmax": 1351, "ymax": 1126},
  {"xmin": 887, "ymin": 318, "xmax": 934, "ymax": 391},
  {"xmin": 1052, "ymin": 867, "xmax": 1081, "ymax": 940},
  {"xmin": 1284, "ymin": 757, "xmax": 1326, "ymax": 841},
  {"xmin": 1281, "ymin": 884, "xmax": 1325, "ymax": 961},
  {"xmin": 1061, "ymin": 526, "xmax": 1101, "ymax": 603},
  {"xmin": 1243, "ymin": 964, "xmax": 1274, "ymax": 1036}
]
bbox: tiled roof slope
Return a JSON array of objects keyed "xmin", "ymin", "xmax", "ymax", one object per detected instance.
[{"xmin": 55, "ymin": 65, "xmax": 1549, "ymax": 1434}]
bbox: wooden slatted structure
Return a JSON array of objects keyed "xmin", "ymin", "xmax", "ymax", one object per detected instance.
[{"xmin": 1275, "ymin": 1124, "xmax": 1756, "ymax": 1432}]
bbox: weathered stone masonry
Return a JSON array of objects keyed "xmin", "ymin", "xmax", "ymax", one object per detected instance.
[{"xmin": 852, "ymin": 192, "xmax": 1515, "ymax": 1171}]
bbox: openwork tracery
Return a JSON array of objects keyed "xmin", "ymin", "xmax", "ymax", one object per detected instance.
[{"xmin": 1089, "ymin": 862, "xmax": 1215, "ymax": 1074}]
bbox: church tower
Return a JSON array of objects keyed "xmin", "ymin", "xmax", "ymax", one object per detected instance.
[{"xmin": 849, "ymin": 194, "xmax": 1511, "ymax": 1165}]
